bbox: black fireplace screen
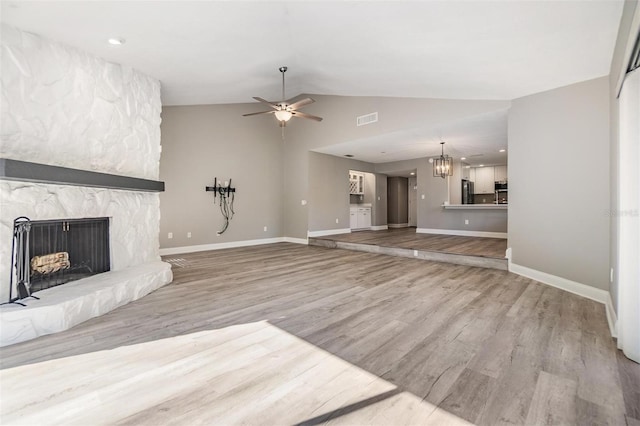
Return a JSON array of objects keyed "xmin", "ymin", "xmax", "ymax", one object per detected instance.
[{"xmin": 27, "ymin": 218, "xmax": 110, "ymax": 292}]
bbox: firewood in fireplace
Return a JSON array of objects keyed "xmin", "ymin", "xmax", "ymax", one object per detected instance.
[{"xmin": 31, "ymin": 252, "xmax": 71, "ymax": 275}]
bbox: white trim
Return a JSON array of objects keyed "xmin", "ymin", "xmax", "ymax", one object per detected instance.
[
  {"xmin": 283, "ymin": 237, "xmax": 308, "ymax": 245},
  {"xmin": 370, "ymin": 225, "xmax": 389, "ymax": 231},
  {"xmin": 307, "ymin": 228, "xmax": 351, "ymax": 238},
  {"xmin": 159, "ymin": 237, "xmax": 285, "ymax": 255},
  {"xmin": 606, "ymin": 292, "xmax": 618, "ymax": 338},
  {"xmin": 416, "ymin": 228, "xmax": 507, "ymax": 239},
  {"xmin": 388, "ymin": 223, "xmax": 409, "ymax": 228},
  {"xmin": 508, "ymin": 262, "xmax": 608, "ymax": 305}
]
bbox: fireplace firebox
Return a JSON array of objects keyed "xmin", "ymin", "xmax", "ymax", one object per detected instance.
[{"xmin": 8, "ymin": 217, "xmax": 111, "ymax": 299}]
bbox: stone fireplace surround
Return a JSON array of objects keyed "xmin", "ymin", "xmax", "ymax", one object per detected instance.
[
  {"xmin": 0, "ymin": 25, "xmax": 173, "ymax": 346},
  {"xmin": 0, "ymin": 162, "xmax": 172, "ymax": 347}
]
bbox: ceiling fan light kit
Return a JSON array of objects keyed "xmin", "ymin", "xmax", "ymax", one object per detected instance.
[
  {"xmin": 433, "ymin": 142, "xmax": 453, "ymax": 179},
  {"xmin": 243, "ymin": 66, "xmax": 323, "ymax": 126}
]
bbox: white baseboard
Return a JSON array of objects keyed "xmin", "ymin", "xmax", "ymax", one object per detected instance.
[
  {"xmin": 283, "ymin": 237, "xmax": 308, "ymax": 245},
  {"xmin": 160, "ymin": 237, "xmax": 286, "ymax": 256},
  {"xmin": 307, "ymin": 228, "xmax": 351, "ymax": 238},
  {"xmin": 606, "ymin": 292, "xmax": 618, "ymax": 338},
  {"xmin": 508, "ymin": 262, "xmax": 608, "ymax": 305},
  {"xmin": 388, "ymin": 223, "xmax": 409, "ymax": 229},
  {"xmin": 416, "ymin": 228, "xmax": 507, "ymax": 239},
  {"xmin": 370, "ymin": 225, "xmax": 389, "ymax": 231}
]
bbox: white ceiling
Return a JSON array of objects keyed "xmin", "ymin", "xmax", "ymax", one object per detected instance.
[
  {"xmin": 1, "ymin": 1, "xmax": 623, "ymax": 106},
  {"xmin": 0, "ymin": 1, "xmax": 623, "ymax": 165},
  {"xmin": 314, "ymin": 109, "xmax": 509, "ymax": 165}
]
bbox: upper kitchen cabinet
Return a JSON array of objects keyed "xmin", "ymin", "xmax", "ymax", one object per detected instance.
[
  {"xmin": 474, "ymin": 166, "xmax": 495, "ymax": 194},
  {"xmin": 349, "ymin": 171, "xmax": 365, "ymax": 195},
  {"xmin": 494, "ymin": 165, "xmax": 507, "ymax": 182}
]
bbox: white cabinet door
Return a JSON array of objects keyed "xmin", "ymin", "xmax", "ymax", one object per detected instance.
[
  {"xmin": 474, "ymin": 167, "xmax": 495, "ymax": 194},
  {"xmin": 349, "ymin": 172, "xmax": 365, "ymax": 195},
  {"xmin": 494, "ymin": 165, "xmax": 507, "ymax": 182},
  {"xmin": 350, "ymin": 209, "xmax": 358, "ymax": 229},
  {"xmin": 356, "ymin": 208, "xmax": 371, "ymax": 229}
]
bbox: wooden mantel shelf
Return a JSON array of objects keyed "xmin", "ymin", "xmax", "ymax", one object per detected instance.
[{"xmin": 0, "ymin": 159, "xmax": 164, "ymax": 192}]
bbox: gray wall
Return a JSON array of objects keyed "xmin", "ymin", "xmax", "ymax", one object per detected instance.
[
  {"xmin": 609, "ymin": 0, "xmax": 639, "ymax": 311},
  {"xmin": 285, "ymin": 95, "xmax": 511, "ymax": 238},
  {"xmin": 308, "ymin": 152, "xmax": 375, "ymax": 232},
  {"xmin": 387, "ymin": 176, "xmax": 409, "ymax": 224},
  {"xmin": 159, "ymin": 105, "xmax": 284, "ymax": 248},
  {"xmin": 509, "ymin": 76, "xmax": 610, "ymax": 290}
]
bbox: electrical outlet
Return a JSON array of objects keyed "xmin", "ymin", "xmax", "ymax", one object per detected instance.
[
  {"xmin": 168, "ymin": 232, "xmax": 173, "ymax": 239},
  {"xmin": 335, "ymin": 218, "xmax": 339, "ymax": 224},
  {"xmin": 264, "ymin": 226, "xmax": 268, "ymax": 232},
  {"xmin": 421, "ymin": 194, "xmax": 425, "ymax": 200},
  {"xmin": 465, "ymin": 219, "xmax": 469, "ymax": 225},
  {"xmin": 610, "ymin": 268, "xmax": 614, "ymax": 283},
  {"xmin": 187, "ymin": 232, "xmax": 192, "ymax": 238},
  {"xmin": 378, "ymin": 196, "xmax": 381, "ymax": 201},
  {"xmin": 301, "ymin": 200, "xmax": 307, "ymax": 206}
]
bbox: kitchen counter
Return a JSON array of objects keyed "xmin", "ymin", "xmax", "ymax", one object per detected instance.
[{"xmin": 443, "ymin": 204, "xmax": 508, "ymax": 210}]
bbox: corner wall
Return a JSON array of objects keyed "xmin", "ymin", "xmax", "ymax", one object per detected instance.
[
  {"xmin": 308, "ymin": 152, "xmax": 375, "ymax": 232},
  {"xmin": 508, "ymin": 76, "xmax": 610, "ymax": 291}
]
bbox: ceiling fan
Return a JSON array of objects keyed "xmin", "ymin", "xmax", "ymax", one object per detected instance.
[{"xmin": 243, "ymin": 66, "xmax": 323, "ymax": 127}]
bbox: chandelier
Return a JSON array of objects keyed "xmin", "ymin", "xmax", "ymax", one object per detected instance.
[{"xmin": 433, "ymin": 142, "xmax": 453, "ymax": 178}]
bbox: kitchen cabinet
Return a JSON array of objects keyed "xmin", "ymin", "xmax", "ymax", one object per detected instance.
[
  {"xmin": 349, "ymin": 171, "xmax": 365, "ymax": 195},
  {"xmin": 474, "ymin": 167, "xmax": 495, "ymax": 194},
  {"xmin": 494, "ymin": 165, "xmax": 507, "ymax": 182},
  {"xmin": 350, "ymin": 208, "xmax": 357, "ymax": 228},
  {"xmin": 350, "ymin": 207, "xmax": 371, "ymax": 229}
]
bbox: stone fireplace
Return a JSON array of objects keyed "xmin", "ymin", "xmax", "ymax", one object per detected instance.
[{"xmin": 0, "ymin": 25, "xmax": 172, "ymax": 346}]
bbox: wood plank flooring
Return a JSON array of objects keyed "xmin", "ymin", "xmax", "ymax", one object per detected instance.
[
  {"xmin": 313, "ymin": 227, "xmax": 508, "ymax": 259},
  {"xmin": 0, "ymin": 243, "xmax": 637, "ymax": 425}
]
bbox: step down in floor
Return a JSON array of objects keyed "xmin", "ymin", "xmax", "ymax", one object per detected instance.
[{"xmin": 308, "ymin": 238, "xmax": 508, "ymax": 271}]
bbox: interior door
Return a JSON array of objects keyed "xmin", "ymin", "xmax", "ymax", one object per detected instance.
[{"xmin": 408, "ymin": 176, "xmax": 417, "ymax": 227}]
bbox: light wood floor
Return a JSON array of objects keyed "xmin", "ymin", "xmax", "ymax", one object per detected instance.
[
  {"xmin": 314, "ymin": 227, "xmax": 508, "ymax": 259},
  {"xmin": 1, "ymin": 243, "xmax": 638, "ymax": 425}
]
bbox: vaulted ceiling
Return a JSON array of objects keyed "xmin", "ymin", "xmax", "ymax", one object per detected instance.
[
  {"xmin": 1, "ymin": 1, "xmax": 624, "ymax": 165},
  {"xmin": 1, "ymin": 1, "xmax": 623, "ymax": 106}
]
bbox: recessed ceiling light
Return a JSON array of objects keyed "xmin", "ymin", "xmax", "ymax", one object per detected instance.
[
  {"xmin": 465, "ymin": 166, "xmax": 471, "ymax": 169},
  {"xmin": 108, "ymin": 38, "xmax": 125, "ymax": 46},
  {"xmin": 479, "ymin": 164, "xmax": 485, "ymax": 167},
  {"xmin": 499, "ymin": 149, "xmax": 506, "ymax": 153},
  {"xmin": 410, "ymin": 172, "xmax": 415, "ymax": 176},
  {"xmin": 344, "ymin": 154, "xmax": 354, "ymax": 158},
  {"xmin": 460, "ymin": 157, "xmax": 466, "ymax": 160}
]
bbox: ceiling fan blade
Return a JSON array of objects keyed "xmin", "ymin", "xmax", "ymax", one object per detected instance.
[
  {"xmin": 253, "ymin": 97, "xmax": 279, "ymax": 110},
  {"xmin": 288, "ymin": 97, "xmax": 315, "ymax": 110},
  {"xmin": 242, "ymin": 110, "xmax": 276, "ymax": 117},
  {"xmin": 291, "ymin": 111, "xmax": 323, "ymax": 122}
]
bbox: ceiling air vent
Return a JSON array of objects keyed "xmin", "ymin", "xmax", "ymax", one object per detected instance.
[{"xmin": 356, "ymin": 112, "xmax": 378, "ymax": 127}]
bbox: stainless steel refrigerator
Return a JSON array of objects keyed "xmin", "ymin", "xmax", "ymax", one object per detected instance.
[{"xmin": 462, "ymin": 179, "xmax": 474, "ymax": 204}]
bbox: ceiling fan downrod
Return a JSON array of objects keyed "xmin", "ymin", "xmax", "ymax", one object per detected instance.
[{"xmin": 279, "ymin": 66, "xmax": 287, "ymax": 102}]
